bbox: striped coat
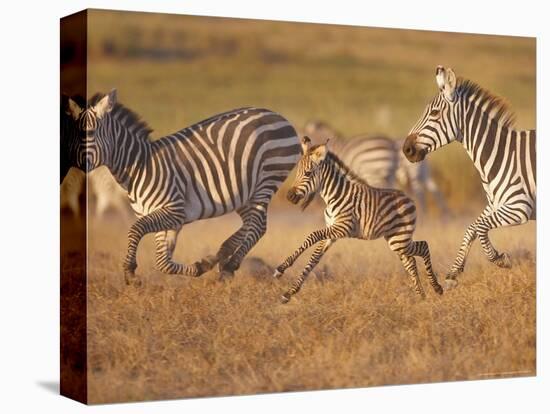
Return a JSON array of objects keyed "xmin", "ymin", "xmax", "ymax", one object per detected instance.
[
  {"xmin": 403, "ymin": 66, "xmax": 536, "ymax": 285},
  {"xmin": 274, "ymin": 136, "xmax": 443, "ymax": 303},
  {"xmin": 62, "ymin": 90, "xmax": 300, "ymax": 285}
]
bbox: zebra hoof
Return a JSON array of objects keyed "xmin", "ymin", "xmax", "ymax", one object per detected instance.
[
  {"xmin": 124, "ymin": 273, "xmax": 142, "ymax": 287},
  {"xmin": 194, "ymin": 255, "xmax": 218, "ymax": 276},
  {"xmin": 281, "ymin": 292, "xmax": 291, "ymax": 304},
  {"xmin": 218, "ymin": 269, "xmax": 235, "ymax": 281},
  {"xmin": 493, "ymin": 252, "xmax": 512, "ymax": 269},
  {"xmin": 433, "ymin": 284, "xmax": 444, "ymax": 295},
  {"xmin": 273, "ymin": 266, "xmax": 285, "ymax": 279},
  {"xmin": 444, "ymin": 278, "xmax": 458, "ymax": 290}
]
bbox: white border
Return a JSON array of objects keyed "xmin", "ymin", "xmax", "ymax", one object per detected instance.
[{"xmin": 0, "ymin": 0, "xmax": 547, "ymax": 412}]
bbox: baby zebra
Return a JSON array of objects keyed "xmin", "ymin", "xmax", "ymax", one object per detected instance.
[{"xmin": 274, "ymin": 136, "xmax": 443, "ymax": 303}]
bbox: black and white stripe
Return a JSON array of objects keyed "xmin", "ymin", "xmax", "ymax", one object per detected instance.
[
  {"xmin": 304, "ymin": 120, "xmax": 449, "ymax": 215},
  {"xmin": 63, "ymin": 90, "xmax": 300, "ymax": 284},
  {"xmin": 273, "ymin": 136, "xmax": 443, "ymax": 303},
  {"xmin": 403, "ymin": 66, "xmax": 536, "ymax": 285}
]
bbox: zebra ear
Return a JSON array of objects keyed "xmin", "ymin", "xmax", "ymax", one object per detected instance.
[
  {"xmin": 311, "ymin": 144, "xmax": 327, "ymax": 164},
  {"xmin": 94, "ymin": 89, "xmax": 117, "ymax": 119},
  {"xmin": 62, "ymin": 94, "xmax": 83, "ymax": 120},
  {"xmin": 436, "ymin": 66, "xmax": 457, "ymax": 101},
  {"xmin": 435, "ymin": 65, "xmax": 446, "ymax": 91},
  {"xmin": 301, "ymin": 136, "xmax": 311, "ymax": 154},
  {"xmin": 443, "ymin": 68, "xmax": 457, "ymax": 101}
]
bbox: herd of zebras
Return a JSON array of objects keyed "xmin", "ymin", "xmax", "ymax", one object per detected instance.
[{"xmin": 61, "ymin": 66, "xmax": 536, "ymax": 302}]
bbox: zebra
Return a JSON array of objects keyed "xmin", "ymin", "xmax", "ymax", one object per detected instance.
[
  {"xmin": 304, "ymin": 120, "xmax": 450, "ymax": 215},
  {"xmin": 61, "ymin": 167, "xmax": 130, "ymax": 219},
  {"xmin": 273, "ymin": 136, "xmax": 443, "ymax": 303},
  {"xmin": 62, "ymin": 89, "xmax": 300, "ymax": 285},
  {"xmin": 403, "ymin": 66, "xmax": 536, "ymax": 286}
]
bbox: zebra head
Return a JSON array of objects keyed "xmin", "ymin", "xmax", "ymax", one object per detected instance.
[
  {"xmin": 287, "ymin": 136, "xmax": 328, "ymax": 210},
  {"xmin": 403, "ymin": 66, "xmax": 462, "ymax": 163},
  {"xmin": 62, "ymin": 89, "xmax": 117, "ymax": 173}
]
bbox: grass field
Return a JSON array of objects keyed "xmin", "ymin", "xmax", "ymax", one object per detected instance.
[
  {"xmin": 76, "ymin": 210, "xmax": 535, "ymax": 403},
  {"xmin": 61, "ymin": 10, "xmax": 536, "ymax": 403}
]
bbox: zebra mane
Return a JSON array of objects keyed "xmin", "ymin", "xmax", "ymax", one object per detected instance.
[
  {"xmin": 323, "ymin": 150, "xmax": 370, "ymax": 187},
  {"xmin": 456, "ymin": 78, "xmax": 516, "ymax": 129},
  {"xmin": 89, "ymin": 93, "xmax": 154, "ymax": 142}
]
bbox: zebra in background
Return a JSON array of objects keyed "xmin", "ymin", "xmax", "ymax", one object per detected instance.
[
  {"xmin": 304, "ymin": 120, "xmax": 450, "ymax": 216},
  {"xmin": 61, "ymin": 167, "xmax": 130, "ymax": 219},
  {"xmin": 403, "ymin": 66, "xmax": 536, "ymax": 286},
  {"xmin": 274, "ymin": 136, "xmax": 443, "ymax": 303},
  {"xmin": 62, "ymin": 90, "xmax": 300, "ymax": 285}
]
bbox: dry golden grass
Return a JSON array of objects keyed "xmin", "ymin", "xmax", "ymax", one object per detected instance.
[{"xmin": 80, "ymin": 208, "xmax": 535, "ymax": 403}]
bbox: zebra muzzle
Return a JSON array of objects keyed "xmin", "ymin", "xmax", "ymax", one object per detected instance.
[
  {"xmin": 403, "ymin": 134, "xmax": 427, "ymax": 163},
  {"xmin": 287, "ymin": 188, "xmax": 302, "ymax": 205}
]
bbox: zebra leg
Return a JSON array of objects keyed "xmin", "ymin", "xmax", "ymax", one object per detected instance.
[
  {"xmin": 475, "ymin": 208, "xmax": 528, "ymax": 269},
  {"xmin": 123, "ymin": 205, "xmax": 185, "ymax": 285},
  {"xmin": 398, "ymin": 254, "xmax": 426, "ymax": 299},
  {"xmin": 281, "ymin": 239, "xmax": 334, "ymax": 303},
  {"xmin": 274, "ymin": 224, "xmax": 351, "ymax": 278},
  {"xmin": 153, "ymin": 229, "xmax": 206, "ymax": 276},
  {"xmin": 410, "ymin": 241, "xmax": 443, "ymax": 295},
  {"xmin": 446, "ymin": 206, "xmax": 493, "ymax": 284},
  {"xmin": 386, "ymin": 237, "xmax": 426, "ymax": 298},
  {"xmin": 218, "ymin": 203, "xmax": 268, "ymax": 277}
]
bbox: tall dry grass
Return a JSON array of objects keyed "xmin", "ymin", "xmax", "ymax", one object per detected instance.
[{"xmin": 81, "ymin": 211, "xmax": 535, "ymax": 403}]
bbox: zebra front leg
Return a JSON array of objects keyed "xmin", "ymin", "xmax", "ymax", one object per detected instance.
[
  {"xmin": 123, "ymin": 205, "xmax": 185, "ymax": 285},
  {"xmin": 446, "ymin": 207, "xmax": 493, "ymax": 284},
  {"xmin": 281, "ymin": 239, "xmax": 334, "ymax": 303},
  {"xmin": 476, "ymin": 207, "xmax": 528, "ymax": 269},
  {"xmin": 273, "ymin": 224, "xmax": 350, "ymax": 278},
  {"xmin": 154, "ymin": 229, "xmax": 212, "ymax": 277}
]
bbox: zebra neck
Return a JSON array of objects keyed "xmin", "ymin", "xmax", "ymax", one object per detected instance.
[
  {"xmin": 104, "ymin": 134, "xmax": 151, "ymax": 192},
  {"xmin": 318, "ymin": 160, "xmax": 360, "ymax": 206},
  {"xmin": 461, "ymin": 112, "xmax": 514, "ymax": 183}
]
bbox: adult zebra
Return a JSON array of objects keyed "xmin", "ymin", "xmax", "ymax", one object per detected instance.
[
  {"xmin": 63, "ymin": 90, "xmax": 300, "ymax": 285},
  {"xmin": 403, "ymin": 66, "xmax": 536, "ymax": 286},
  {"xmin": 304, "ymin": 120, "xmax": 449, "ymax": 215}
]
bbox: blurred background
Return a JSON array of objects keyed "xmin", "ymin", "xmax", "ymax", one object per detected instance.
[{"xmin": 83, "ymin": 9, "xmax": 535, "ymax": 212}]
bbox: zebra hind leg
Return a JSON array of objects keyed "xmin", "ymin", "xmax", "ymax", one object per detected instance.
[
  {"xmin": 218, "ymin": 203, "xmax": 268, "ymax": 278},
  {"xmin": 411, "ymin": 241, "xmax": 443, "ymax": 295},
  {"xmin": 281, "ymin": 239, "xmax": 333, "ymax": 303},
  {"xmin": 399, "ymin": 254, "xmax": 426, "ymax": 299}
]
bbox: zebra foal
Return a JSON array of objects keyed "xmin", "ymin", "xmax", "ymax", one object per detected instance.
[
  {"xmin": 403, "ymin": 66, "xmax": 536, "ymax": 286},
  {"xmin": 274, "ymin": 136, "xmax": 443, "ymax": 303},
  {"xmin": 62, "ymin": 90, "xmax": 300, "ymax": 285}
]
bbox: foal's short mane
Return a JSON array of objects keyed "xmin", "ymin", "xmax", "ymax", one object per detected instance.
[
  {"xmin": 312, "ymin": 147, "xmax": 370, "ymax": 187},
  {"xmin": 90, "ymin": 93, "xmax": 154, "ymax": 141},
  {"xmin": 456, "ymin": 77, "xmax": 516, "ymax": 129}
]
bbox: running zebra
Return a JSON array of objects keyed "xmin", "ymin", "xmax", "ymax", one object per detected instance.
[
  {"xmin": 273, "ymin": 136, "xmax": 443, "ymax": 303},
  {"xmin": 403, "ymin": 66, "xmax": 536, "ymax": 286},
  {"xmin": 304, "ymin": 120, "xmax": 449, "ymax": 215},
  {"xmin": 62, "ymin": 90, "xmax": 300, "ymax": 285}
]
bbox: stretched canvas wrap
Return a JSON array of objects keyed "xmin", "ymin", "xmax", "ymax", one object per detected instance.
[{"xmin": 60, "ymin": 9, "xmax": 536, "ymax": 404}]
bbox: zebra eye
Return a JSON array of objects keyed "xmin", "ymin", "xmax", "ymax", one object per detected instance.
[
  {"xmin": 429, "ymin": 109, "xmax": 440, "ymax": 117},
  {"xmin": 303, "ymin": 170, "xmax": 313, "ymax": 178}
]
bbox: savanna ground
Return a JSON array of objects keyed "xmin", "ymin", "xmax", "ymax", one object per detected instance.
[
  {"xmin": 61, "ymin": 10, "xmax": 536, "ymax": 403},
  {"xmin": 78, "ymin": 210, "xmax": 534, "ymax": 403}
]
